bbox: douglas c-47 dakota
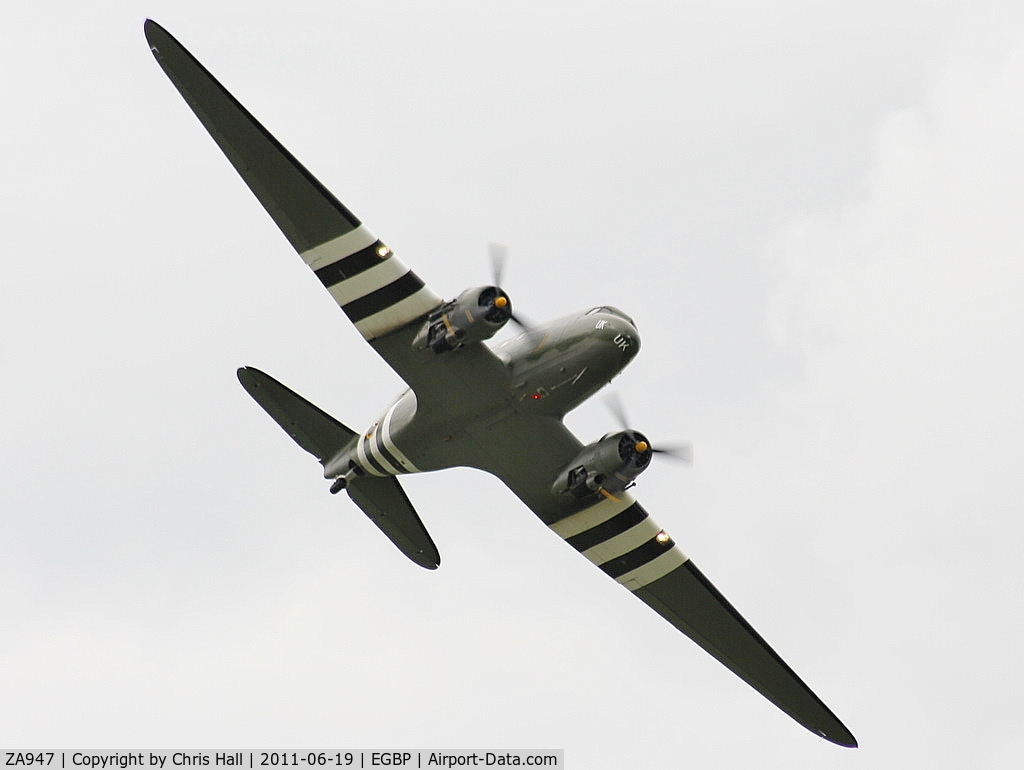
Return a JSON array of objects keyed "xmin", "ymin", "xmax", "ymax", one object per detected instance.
[{"xmin": 144, "ymin": 19, "xmax": 857, "ymax": 748}]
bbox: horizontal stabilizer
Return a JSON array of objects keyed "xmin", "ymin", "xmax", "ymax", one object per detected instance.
[
  {"xmin": 237, "ymin": 366, "xmax": 356, "ymax": 462},
  {"xmin": 237, "ymin": 366, "xmax": 439, "ymax": 569},
  {"xmin": 348, "ymin": 476, "xmax": 441, "ymax": 570}
]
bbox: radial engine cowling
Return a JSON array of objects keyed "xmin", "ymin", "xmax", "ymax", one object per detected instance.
[
  {"xmin": 412, "ymin": 286, "xmax": 512, "ymax": 353},
  {"xmin": 551, "ymin": 430, "xmax": 653, "ymax": 499}
]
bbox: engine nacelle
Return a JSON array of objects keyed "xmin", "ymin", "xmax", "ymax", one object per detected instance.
[
  {"xmin": 412, "ymin": 285, "xmax": 512, "ymax": 353},
  {"xmin": 551, "ymin": 430, "xmax": 653, "ymax": 499}
]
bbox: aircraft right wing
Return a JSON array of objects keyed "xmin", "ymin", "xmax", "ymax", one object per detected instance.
[
  {"xmin": 146, "ymin": 19, "xmax": 512, "ymax": 409},
  {"xmin": 145, "ymin": 20, "xmax": 442, "ymax": 342}
]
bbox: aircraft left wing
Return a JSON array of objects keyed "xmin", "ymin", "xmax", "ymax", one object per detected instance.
[
  {"xmin": 144, "ymin": 20, "xmax": 443, "ymax": 344},
  {"xmin": 549, "ymin": 495, "xmax": 858, "ymax": 747},
  {"xmin": 476, "ymin": 417, "xmax": 857, "ymax": 748}
]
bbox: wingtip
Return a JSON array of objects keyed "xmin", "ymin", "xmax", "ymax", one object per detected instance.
[
  {"xmin": 819, "ymin": 726, "xmax": 858, "ymax": 749},
  {"xmin": 415, "ymin": 550, "xmax": 441, "ymax": 570},
  {"xmin": 143, "ymin": 18, "xmax": 161, "ymax": 43},
  {"xmin": 237, "ymin": 365, "xmax": 269, "ymax": 383},
  {"xmin": 143, "ymin": 18, "xmax": 170, "ymax": 59},
  {"xmin": 143, "ymin": 18, "xmax": 182, "ymax": 61},
  {"xmin": 236, "ymin": 366, "xmax": 272, "ymax": 398}
]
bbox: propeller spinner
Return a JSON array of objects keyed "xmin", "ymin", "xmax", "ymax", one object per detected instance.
[{"xmin": 488, "ymin": 242, "xmax": 532, "ymax": 331}]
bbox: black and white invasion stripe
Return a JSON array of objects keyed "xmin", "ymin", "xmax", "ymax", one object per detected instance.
[
  {"xmin": 302, "ymin": 225, "xmax": 442, "ymax": 340},
  {"xmin": 354, "ymin": 398, "xmax": 422, "ymax": 476},
  {"xmin": 549, "ymin": 493, "xmax": 688, "ymax": 591}
]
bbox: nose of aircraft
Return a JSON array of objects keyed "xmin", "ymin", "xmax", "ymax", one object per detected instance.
[
  {"xmin": 592, "ymin": 311, "xmax": 640, "ymax": 370},
  {"xmin": 610, "ymin": 318, "xmax": 640, "ymax": 362}
]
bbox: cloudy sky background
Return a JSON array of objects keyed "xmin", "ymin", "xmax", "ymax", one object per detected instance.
[{"xmin": 4, "ymin": 1, "xmax": 1024, "ymax": 766}]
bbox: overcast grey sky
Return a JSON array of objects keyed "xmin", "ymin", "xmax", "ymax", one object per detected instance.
[{"xmin": 4, "ymin": 1, "xmax": 1024, "ymax": 767}]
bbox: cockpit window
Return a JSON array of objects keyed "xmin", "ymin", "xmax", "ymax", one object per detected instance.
[{"xmin": 586, "ymin": 306, "xmax": 635, "ymax": 325}]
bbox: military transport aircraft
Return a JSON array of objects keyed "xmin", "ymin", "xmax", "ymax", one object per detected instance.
[{"xmin": 145, "ymin": 19, "xmax": 857, "ymax": 748}]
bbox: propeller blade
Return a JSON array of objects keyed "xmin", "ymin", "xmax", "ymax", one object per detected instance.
[
  {"xmin": 604, "ymin": 392, "xmax": 692, "ymax": 464},
  {"xmin": 651, "ymin": 442, "xmax": 694, "ymax": 464},
  {"xmin": 509, "ymin": 311, "xmax": 534, "ymax": 331},
  {"xmin": 488, "ymin": 242, "xmax": 508, "ymax": 287},
  {"xmin": 604, "ymin": 391, "xmax": 630, "ymax": 432},
  {"xmin": 487, "ymin": 242, "xmax": 534, "ymax": 330}
]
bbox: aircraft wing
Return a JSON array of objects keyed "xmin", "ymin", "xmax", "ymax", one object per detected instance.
[
  {"xmin": 571, "ymin": 503, "xmax": 857, "ymax": 746},
  {"xmin": 476, "ymin": 417, "xmax": 857, "ymax": 748},
  {"xmin": 145, "ymin": 21, "xmax": 508, "ymax": 401},
  {"xmin": 555, "ymin": 497, "xmax": 856, "ymax": 746}
]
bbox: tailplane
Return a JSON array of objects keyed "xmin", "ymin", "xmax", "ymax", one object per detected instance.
[
  {"xmin": 237, "ymin": 366, "xmax": 356, "ymax": 461},
  {"xmin": 347, "ymin": 476, "xmax": 440, "ymax": 569},
  {"xmin": 237, "ymin": 367, "xmax": 440, "ymax": 568}
]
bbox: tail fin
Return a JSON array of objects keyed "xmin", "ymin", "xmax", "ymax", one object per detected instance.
[
  {"xmin": 237, "ymin": 366, "xmax": 440, "ymax": 569},
  {"xmin": 237, "ymin": 366, "xmax": 356, "ymax": 462}
]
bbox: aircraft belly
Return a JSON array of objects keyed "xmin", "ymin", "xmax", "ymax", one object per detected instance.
[
  {"xmin": 364, "ymin": 395, "xmax": 518, "ymax": 476},
  {"xmin": 385, "ymin": 406, "xmax": 533, "ymax": 477}
]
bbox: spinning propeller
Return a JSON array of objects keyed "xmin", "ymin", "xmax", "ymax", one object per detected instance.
[
  {"xmin": 605, "ymin": 391, "xmax": 693, "ymax": 464},
  {"xmin": 488, "ymin": 242, "xmax": 533, "ymax": 331}
]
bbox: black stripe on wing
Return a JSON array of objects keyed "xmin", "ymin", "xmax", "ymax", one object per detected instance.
[
  {"xmin": 566, "ymin": 503, "xmax": 648, "ymax": 552},
  {"xmin": 342, "ymin": 273, "xmax": 427, "ymax": 323},
  {"xmin": 598, "ymin": 535, "xmax": 676, "ymax": 578},
  {"xmin": 314, "ymin": 241, "xmax": 391, "ymax": 287}
]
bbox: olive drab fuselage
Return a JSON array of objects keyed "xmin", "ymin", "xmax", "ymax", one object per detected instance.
[{"xmin": 327, "ymin": 306, "xmax": 641, "ymax": 485}]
